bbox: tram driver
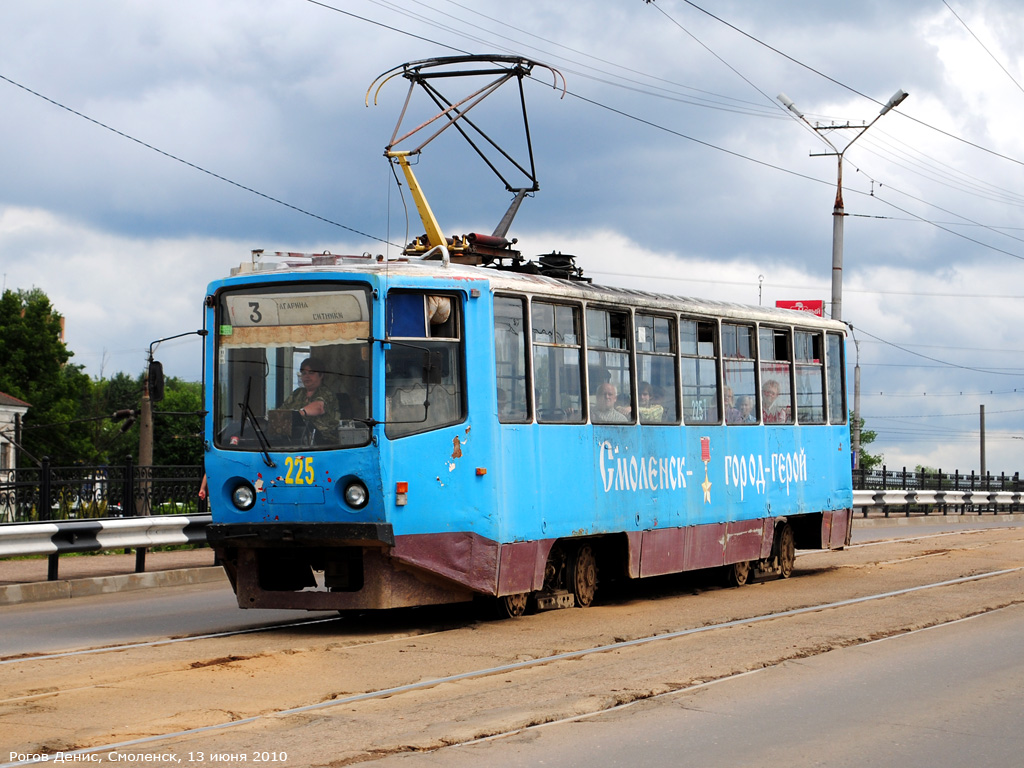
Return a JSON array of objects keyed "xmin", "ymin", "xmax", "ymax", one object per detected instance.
[{"xmin": 280, "ymin": 356, "xmax": 341, "ymax": 442}]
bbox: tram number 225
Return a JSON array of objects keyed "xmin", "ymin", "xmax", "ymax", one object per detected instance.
[{"xmin": 284, "ymin": 456, "xmax": 314, "ymax": 485}]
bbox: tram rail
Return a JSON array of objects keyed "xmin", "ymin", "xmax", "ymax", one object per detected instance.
[{"xmin": 3, "ymin": 562, "xmax": 1021, "ymax": 767}]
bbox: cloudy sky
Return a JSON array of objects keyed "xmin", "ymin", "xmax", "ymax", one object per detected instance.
[{"xmin": 2, "ymin": 0, "xmax": 1023, "ymax": 474}]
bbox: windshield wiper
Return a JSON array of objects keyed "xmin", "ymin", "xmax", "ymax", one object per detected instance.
[
  {"xmin": 238, "ymin": 377, "xmax": 253, "ymax": 438},
  {"xmin": 238, "ymin": 377, "xmax": 276, "ymax": 468}
]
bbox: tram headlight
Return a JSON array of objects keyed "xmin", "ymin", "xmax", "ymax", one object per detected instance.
[
  {"xmin": 344, "ymin": 480, "xmax": 369, "ymax": 510},
  {"xmin": 232, "ymin": 483, "xmax": 256, "ymax": 511}
]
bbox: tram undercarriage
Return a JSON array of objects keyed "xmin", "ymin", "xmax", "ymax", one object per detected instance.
[{"xmin": 211, "ymin": 509, "xmax": 853, "ymax": 614}]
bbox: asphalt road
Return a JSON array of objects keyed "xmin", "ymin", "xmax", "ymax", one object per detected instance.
[
  {"xmin": 853, "ymin": 516, "xmax": 1024, "ymax": 542},
  {"xmin": 0, "ymin": 580, "xmax": 332, "ymax": 657},
  {"xmin": 368, "ymin": 603, "xmax": 1024, "ymax": 768}
]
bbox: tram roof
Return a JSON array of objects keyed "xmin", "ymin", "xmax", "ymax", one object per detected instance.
[{"xmin": 228, "ymin": 252, "xmax": 847, "ymax": 332}]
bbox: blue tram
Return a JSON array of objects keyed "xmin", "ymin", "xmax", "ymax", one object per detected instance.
[{"xmin": 204, "ymin": 248, "xmax": 853, "ymax": 615}]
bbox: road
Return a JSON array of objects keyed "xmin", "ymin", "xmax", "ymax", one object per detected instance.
[
  {"xmin": 853, "ymin": 515, "xmax": 1024, "ymax": 541},
  {"xmin": 370, "ymin": 603, "xmax": 1024, "ymax": 768},
  {"xmin": 1, "ymin": 521, "xmax": 1022, "ymax": 767},
  {"xmin": 0, "ymin": 580, "xmax": 332, "ymax": 658}
]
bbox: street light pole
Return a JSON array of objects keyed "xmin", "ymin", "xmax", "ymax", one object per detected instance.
[
  {"xmin": 777, "ymin": 89, "xmax": 908, "ymax": 322},
  {"xmin": 140, "ymin": 373, "xmax": 153, "ymax": 467},
  {"xmin": 779, "ymin": 90, "xmax": 906, "ymax": 473}
]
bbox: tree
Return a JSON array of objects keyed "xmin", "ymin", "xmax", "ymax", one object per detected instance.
[
  {"xmin": 0, "ymin": 287, "xmax": 205, "ymax": 467},
  {"xmin": 83, "ymin": 372, "xmax": 203, "ymax": 466},
  {"xmin": 0, "ymin": 288, "xmax": 94, "ymax": 464},
  {"xmin": 83, "ymin": 372, "xmax": 142, "ymax": 464},
  {"xmin": 852, "ymin": 412, "xmax": 883, "ymax": 472},
  {"xmin": 152, "ymin": 377, "xmax": 204, "ymax": 466}
]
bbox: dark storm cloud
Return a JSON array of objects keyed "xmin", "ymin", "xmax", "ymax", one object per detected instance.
[{"xmin": 1, "ymin": 0, "xmax": 1022, "ymax": 471}]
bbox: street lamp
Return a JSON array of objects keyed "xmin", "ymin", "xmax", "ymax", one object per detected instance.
[{"xmin": 777, "ymin": 89, "xmax": 908, "ymax": 322}]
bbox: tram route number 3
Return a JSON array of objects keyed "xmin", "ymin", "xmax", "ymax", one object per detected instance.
[{"xmin": 284, "ymin": 456, "xmax": 314, "ymax": 485}]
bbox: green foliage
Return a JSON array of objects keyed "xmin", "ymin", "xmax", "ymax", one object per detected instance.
[
  {"xmin": 1, "ymin": 287, "xmax": 204, "ymax": 468},
  {"xmin": 0, "ymin": 288, "xmax": 94, "ymax": 464},
  {"xmin": 914, "ymin": 465, "xmax": 960, "ymax": 489},
  {"xmin": 851, "ymin": 411, "xmax": 882, "ymax": 472},
  {"xmin": 82, "ymin": 372, "xmax": 142, "ymax": 464},
  {"xmin": 79, "ymin": 372, "xmax": 203, "ymax": 465},
  {"xmin": 153, "ymin": 378, "xmax": 204, "ymax": 465}
]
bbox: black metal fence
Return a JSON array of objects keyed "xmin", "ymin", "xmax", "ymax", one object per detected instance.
[
  {"xmin": 852, "ymin": 465, "xmax": 1022, "ymax": 516},
  {"xmin": 853, "ymin": 466, "xmax": 1021, "ymax": 492},
  {"xmin": 0, "ymin": 458, "xmax": 206, "ymax": 523}
]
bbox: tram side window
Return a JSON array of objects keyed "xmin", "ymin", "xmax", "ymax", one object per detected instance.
[
  {"xmin": 795, "ymin": 330, "xmax": 825, "ymax": 424},
  {"xmin": 494, "ymin": 296, "xmax": 529, "ymax": 422},
  {"xmin": 680, "ymin": 318, "xmax": 719, "ymax": 424},
  {"xmin": 385, "ymin": 292, "xmax": 465, "ymax": 439},
  {"xmin": 759, "ymin": 327, "xmax": 793, "ymax": 425},
  {"xmin": 532, "ymin": 302, "xmax": 584, "ymax": 423},
  {"xmin": 636, "ymin": 314, "xmax": 678, "ymax": 424},
  {"xmin": 826, "ymin": 332, "xmax": 847, "ymax": 424},
  {"xmin": 722, "ymin": 323, "xmax": 756, "ymax": 425},
  {"xmin": 587, "ymin": 307, "xmax": 633, "ymax": 424}
]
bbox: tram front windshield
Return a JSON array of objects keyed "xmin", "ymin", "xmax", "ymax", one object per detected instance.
[{"xmin": 214, "ymin": 283, "xmax": 372, "ymax": 451}]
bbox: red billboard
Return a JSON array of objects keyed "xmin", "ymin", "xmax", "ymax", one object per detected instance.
[{"xmin": 776, "ymin": 300, "xmax": 824, "ymax": 317}]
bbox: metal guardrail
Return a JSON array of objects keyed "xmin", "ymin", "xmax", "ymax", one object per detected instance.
[
  {"xmin": 0, "ymin": 515, "xmax": 211, "ymax": 580},
  {"xmin": 0, "ymin": 515, "xmax": 211, "ymax": 557},
  {"xmin": 852, "ymin": 489, "xmax": 1022, "ymax": 516}
]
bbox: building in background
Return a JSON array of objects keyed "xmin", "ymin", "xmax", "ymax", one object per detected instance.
[
  {"xmin": 0, "ymin": 392, "xmax": 29, "ymax": 471},
  {"xmin": 0, "ymin": 391, "xmax": 30, "ymax": 520}
]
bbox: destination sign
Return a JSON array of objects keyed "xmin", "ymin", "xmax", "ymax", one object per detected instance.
[{"xmin": 224, "ymin": 292, "xmax": 367, "ymax": 327}]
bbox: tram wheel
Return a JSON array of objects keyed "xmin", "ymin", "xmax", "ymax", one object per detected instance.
[
  {"xmin": 777, "ymin": 523, "xmax": 796, "ymax": 579},
  {"xmin": 499, "ymin": 593, "xmax": 530, "ymax": 618},
  {"xmin": 725, "ymin": 560, "xmax": 751, "ymax": 587},
  {"xmin": 570, "ymin": 544, "xmax": 598, "ymax": 607}
]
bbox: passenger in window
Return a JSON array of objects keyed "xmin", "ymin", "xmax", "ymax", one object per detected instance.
[
  {"xmin": 724, "ymin": 387, "xmax": 740, "ymax": 424},
  {"xmin": 616, "ymin": 392, "xmax": 631, "ymax": 416},
  {"xmin": 737, "ymin": 396, "xmax": 756, "ymax": 423},
  {"xmin": 593, "ymin": 382, "xmax": 628, "ymax": 423},
  {"xmin": 761, "ymin": 379, "xmax": 787, "ymax": 424},
  {"xmin": 638, "ymin": 382, "xmax": 664, "ymax": 423},
  {"xmin": 283, "ymin": 357, "xmax": 340, "ymax": 437},
  {"xmin": 427, "ymin": 295, "xmax": 452, "ymax": 329}
]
